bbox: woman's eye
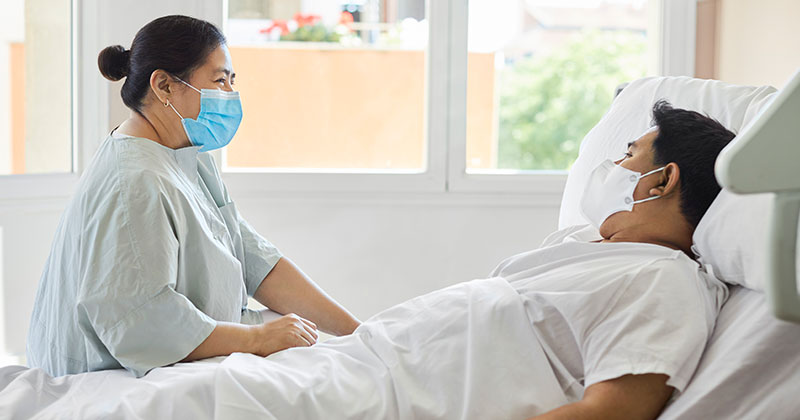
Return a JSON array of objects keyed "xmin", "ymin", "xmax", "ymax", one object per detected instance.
[{"xmin": 623, "ymin": 152, "xmax": 633, "ymax": 158}]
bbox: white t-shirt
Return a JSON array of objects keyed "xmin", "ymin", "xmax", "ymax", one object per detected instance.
[{"xmin": 491, "ymin": 225, "xmax": 728, "ymax": 401}]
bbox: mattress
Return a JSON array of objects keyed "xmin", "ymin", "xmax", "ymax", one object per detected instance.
[{"xmin": 659, "ymin": 285, "xmax": 800, "ymax": 419}]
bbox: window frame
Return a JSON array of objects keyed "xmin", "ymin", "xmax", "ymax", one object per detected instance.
[{"xmin": 0, "ymin": 0, "xmax": 697, "ymax": 200}]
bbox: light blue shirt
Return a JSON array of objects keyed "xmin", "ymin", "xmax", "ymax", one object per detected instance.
[{"xmin": 27, "ymin": 133, "xmax": 282, "ymax": 377}]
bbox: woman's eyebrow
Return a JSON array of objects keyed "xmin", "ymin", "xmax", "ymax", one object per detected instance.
[
  {"xmin": 214, "ymin": 68, "xmax": 234, "ymax": 77},
  {"xmin": 627, "ymin": 141, "xmax": 638, "ymax": 149}
]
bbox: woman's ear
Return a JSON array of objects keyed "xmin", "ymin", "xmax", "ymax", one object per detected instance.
[
  {"xmin": 649, "ymin": 162, "xmax": 680, "ymax": 197},
  {"xmin": 149, "ymin": 69, "xmax": 174, "ymax": 105}
]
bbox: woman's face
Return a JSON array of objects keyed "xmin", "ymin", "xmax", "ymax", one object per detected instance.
[{"xmin": 169, "ymin": 44, "xmax": 236, "ymax": 121}]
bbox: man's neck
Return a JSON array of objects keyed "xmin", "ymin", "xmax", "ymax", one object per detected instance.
[{"xmin": 602, "ymin": 225, "xmax": 694, "ymax": 258}]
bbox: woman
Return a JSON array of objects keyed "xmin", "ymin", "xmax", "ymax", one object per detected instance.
[{"xmin": 26, "ymin": 15, "xmax": 360, "ymax": 378}]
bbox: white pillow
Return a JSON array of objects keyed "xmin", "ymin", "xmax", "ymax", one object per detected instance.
[
  {"xmin": 559, "ymin": 76, "xmax": 777, "ymax": 229},
  {"xmin": 691, "ymin": 190, "xmax": 774, "ymax": 290}
]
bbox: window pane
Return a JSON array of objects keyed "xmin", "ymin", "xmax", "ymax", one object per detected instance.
[
  {"xmin": 0, "ymin": 0, "xmax": 72, "ymax": 175},
  {"xmin": 466, "ymin": 0, "xmax": 650, "ymax": 172},
  {"xmin": 224, "ymin": 0, "xmax": 427, "ymax": 171}
]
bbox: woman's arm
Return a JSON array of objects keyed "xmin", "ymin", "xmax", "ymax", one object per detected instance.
[
  {"xmin": 182, "ymin": 314, "xmax": 319, "ymax": 362},
  {"xmin": 529, "ymin": 374, "xmax": 673, "ymax": 420},
  {"xmin": 253, "ymin": 257, "xmax": 361, "ymax": 336}
]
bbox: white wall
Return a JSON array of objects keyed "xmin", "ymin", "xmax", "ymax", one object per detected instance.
[
  {"xmin": 0, "ymin": 198, "xmax": 68, "ymax": 359},
  {"xmin": 231, "ymin": 192, "xmax": 561, "ymax": 319},
  {"xmin": 715, "ymin": 0, "xmax": 800, "ymax": 88}
]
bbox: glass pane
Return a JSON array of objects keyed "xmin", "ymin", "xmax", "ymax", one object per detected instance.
[
  {"xmin": 0, "ymin": 0, "xmax": 72, "ymax": 175},
  {"xmin": 466, "ymin": 0, "xmax": 650, "ymax": 172},
  {"xmin": 224, "ymin": 0, "xmax": 428, "ymax": 171}
]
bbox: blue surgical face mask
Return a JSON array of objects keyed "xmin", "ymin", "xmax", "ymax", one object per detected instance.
[{"xmin": 167, "ymin": 79, "xmax": 243, "ymax": 152}]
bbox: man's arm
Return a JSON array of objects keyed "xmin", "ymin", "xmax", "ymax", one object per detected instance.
[{"xmin": 529, "ymin": 374, "xmax": 673, "ymax": 420}]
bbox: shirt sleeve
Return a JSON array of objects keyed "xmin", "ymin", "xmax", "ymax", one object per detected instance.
[
  {"xmin": 579, "ymin": 257, "xmax": 714, "ymax": 392},
  {"xmin": 75, "ymin": 176, "xmax": 216, "ymax": 378},
  {"xmin": 238, "ymin": 211, "xmax": 283, "ymax": 297}
]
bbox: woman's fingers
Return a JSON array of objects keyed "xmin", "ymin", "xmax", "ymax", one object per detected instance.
[
  {"xmin": 301, "ymin": 321, "xmax": 319, "ymax": 341},
  {"xmin": 298, "ymin": 316, "xmax": 318, "ymax": 332},
  {"xmin": 293, "ymin": 323, "xmax": 316, "ymax": 346},
  {"xmin": 283, "ymin": 314, "xmax": 317, "ymax": 345},
  {"xmin": 286, "ymin": 313, "xmax": 318, "ymax": 340}
]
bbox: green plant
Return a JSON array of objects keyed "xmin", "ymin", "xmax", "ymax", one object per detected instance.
[{"xmin": 496, "ymin": 29, "xmax": 647, "ymax": 170}]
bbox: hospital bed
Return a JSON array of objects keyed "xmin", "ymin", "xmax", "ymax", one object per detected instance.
[{"xmin": 2, "ymin": 75, "xmax": 799, "ymax": 419}]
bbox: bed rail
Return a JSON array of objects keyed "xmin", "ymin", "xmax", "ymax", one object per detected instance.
[{"xmin": 716, "ymin": 69, "xmax": 800, "ymax": 323}]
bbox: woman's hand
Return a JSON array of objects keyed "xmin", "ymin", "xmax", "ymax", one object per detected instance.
[
  {"xmin": 249, "ymin": 313, "xmax": 319, "ymax": 357},
  {"xmin": 182, "ymin": 314, "xmax": 319, "ymax": 363}
]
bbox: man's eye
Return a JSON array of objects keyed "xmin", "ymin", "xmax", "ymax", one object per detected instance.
[{"xmin": 623, "ymin": 152, "xmax": 633, "ymax": 158}]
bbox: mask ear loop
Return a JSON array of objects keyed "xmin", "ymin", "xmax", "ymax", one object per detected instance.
[
  {"xmin": 176, "ymin": 77, "xmax": 202, "ymax": 94},
  {"xmin": 164, "ymin": 98, "xmax": 184, "ymax": 120},
  {"xmin": 631, "ymin": 194, "xmax": 661, "ymax": 205},
  {"xmin": 632, "ymin": 166, "xmax": 667, "ymax": 205},
  {"xmin": 641, "ymin": 166, "xmax": 666, "ymax": 178},
  {"xmin": 165, "ymin": 76, "xmax": 202, "ymax": 120}
]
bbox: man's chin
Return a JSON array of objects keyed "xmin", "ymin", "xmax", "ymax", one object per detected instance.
[
  {"xmin": 598, "ymin": 215, "xmax": 623, "ymax": 239},
  {"xmin": 597, "ymin": 223, "xmax": 611, "ymax": 240}
]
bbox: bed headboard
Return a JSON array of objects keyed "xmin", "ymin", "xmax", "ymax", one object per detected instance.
[{"xmin": 716, "ymin": 69, "xmax": 800, "ymax": 323}]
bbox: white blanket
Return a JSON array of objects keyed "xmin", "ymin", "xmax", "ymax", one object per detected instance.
[
  {"xmin": 214, "ymin": 278, "xmax": 568, "ymax": 419},
  {"xmin": 0, "ymin": 357, "xmax": 221, "ymax": 419},
  {"xmin": 1, "ymin": 279, "xmax": 567, "ymax": 419}
]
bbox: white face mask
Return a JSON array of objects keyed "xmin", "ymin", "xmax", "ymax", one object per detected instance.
[{"xmin": 580, "ymin": 159, "xmax": 666, "ymax": 229}]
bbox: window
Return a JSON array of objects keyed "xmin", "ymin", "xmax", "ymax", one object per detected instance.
[
  {"xmin": 224, "ymin": 0, "xmax": 429, "ymax": 172},
  {"xmin": 466, "ymin": 0, "xmax": 650, "ymax": 173},
  {"xmin": 0, "ymin": 0, "xmax": 73, "ymax": 175},
  {"xmin": 1, "ymin": 0, "xmax": 693, "ymax": 195}
]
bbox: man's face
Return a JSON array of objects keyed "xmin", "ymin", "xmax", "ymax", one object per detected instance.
[
  {"xmin": 616, "ymin": 129, "xmax": 658, "ymax": 173},
  {"xmin": 600, "ymin": 129, "xmax": 665, "ymax": 235}
]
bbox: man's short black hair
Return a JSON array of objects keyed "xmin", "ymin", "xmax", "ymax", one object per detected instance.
[{"xmin": 650, "ymin": 100, "xmax": 736, "ymax": 228}]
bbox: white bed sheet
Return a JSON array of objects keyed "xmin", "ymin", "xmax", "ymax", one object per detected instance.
[
  {"xmin": 658, "ymin": 285, "xmax": 800, "ymax": 419},
  {"xmin": 0, "ymin": 356, "xmax": 222, "ymax": 420}
]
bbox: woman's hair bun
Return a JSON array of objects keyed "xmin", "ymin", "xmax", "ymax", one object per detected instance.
[{"xmin": 97, "ymin": 45, "xmax": 131, "ymax": 81}]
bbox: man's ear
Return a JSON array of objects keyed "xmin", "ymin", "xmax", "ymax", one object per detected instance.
[
  {"xmin": 149, "ymin": 69, "xmax": 174, "ymax": 106},
  {"xmin": 649, "ymin": 162, "xmax": 680, "ymax": 197}
]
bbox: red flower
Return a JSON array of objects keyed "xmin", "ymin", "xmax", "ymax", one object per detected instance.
[
  {"xmin": 260, "ymin": 20, "xmax": 289, "ymax": 36},
  {"xmin": 339, "ymin": 11, "xmax": 354, "ymax": 26},
  {"xmin": 294, "ymin": 13, "xmax": 321, "ymax": 28}
]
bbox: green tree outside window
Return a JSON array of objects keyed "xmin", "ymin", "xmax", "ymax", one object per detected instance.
[{"xmin": 497, "ymin": 30, "xmax": 647, "ymax": 170}]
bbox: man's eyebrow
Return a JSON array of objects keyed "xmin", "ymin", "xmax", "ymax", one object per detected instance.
[{"xmin": 627, "ymin": 141, "xmax": 637, "ymax": 149}]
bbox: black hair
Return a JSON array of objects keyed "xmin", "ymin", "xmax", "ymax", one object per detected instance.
[
  {"xmin": 97, "ymin": 15, "xmax": 226, "ymax": 113},
  {"xmin": 650, "ymin": 100, "xmax": 736, "ymax": 227}
]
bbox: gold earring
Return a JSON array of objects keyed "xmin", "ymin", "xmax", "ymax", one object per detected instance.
[{"xmin": 164, "ymin": 99, "xmax": 170, "ymax": 107}]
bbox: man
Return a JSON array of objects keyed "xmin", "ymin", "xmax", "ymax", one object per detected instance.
[
  {"xmin": 526, "ymin": 100, "xmax": 736, "ymax": 419},
  {"xmin": 206, "ymin": 101, "xmax": 739, "ymax": 420}
]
